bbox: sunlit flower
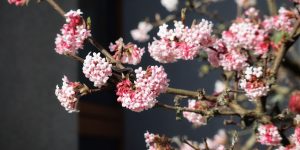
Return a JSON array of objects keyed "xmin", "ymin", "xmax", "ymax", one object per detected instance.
[{"xmin": 149, "ymin": 20, "xmax": 214, "ymax": 63}]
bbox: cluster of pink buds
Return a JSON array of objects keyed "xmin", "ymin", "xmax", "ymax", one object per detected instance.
[
  {"xmin": 109, "ymin": 38, "xmax": 145, "ymax": 65},
  {"xmin": 55, "ymin": 76, "xmax": 82, "ymax": 113},
  {"xmin": 144, "ymin": 131, "xmax": 171, "ymax": 150},
  {"xmin": 183, "ymin": 100, "xmax": 207, "ymax": 127},
  {"xmin": 116, "ymin": 66, "xmax": 169, "ymax": 112},
  {"xmin": 8, "ymin": 0, "xmax": 26, "ymax": 6},
  {"xmin": 257, "ymin": 124, "xmax": 282, "ymax": 146},
  {"xmin": 289, "ymin": 91, "xmax": 300, "ymax": 114},
  {"xmin": 148, "ymin": 20, "xmax": 214, "ymax": 63},
  {"xmin": 239, "ymin": 66, "xmax": 269, "ymax": 100},
  {"xmin": 55, "ymin": 9, "xmax": 91, "ymax": 55},
  {"xmin": 206, "ymin": 40, "xmax": 249, "ymax": 71},
  {"xmin": 222, "ymin": 18, "xmax": 270, "ymax": 55},
  {"xmin": 262, "ymin": 7, "xmax": 297, "ymax": 34},
  {"xmin": 82, "ymin": 52, "xmax": 112, "ymax": 88}
]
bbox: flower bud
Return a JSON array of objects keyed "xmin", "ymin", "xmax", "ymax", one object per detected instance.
[{"xmin": 289, "ymin": 91, "xmax": 300, "ymax": 113}]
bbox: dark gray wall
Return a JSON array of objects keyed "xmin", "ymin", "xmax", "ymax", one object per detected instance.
[{"xmin": 0, "ymin": 1, "xmax": 78, "ymax": 150}]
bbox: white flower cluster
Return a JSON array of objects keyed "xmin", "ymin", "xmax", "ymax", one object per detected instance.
[
  {"xmin": 82, "ymin": 52, "xmax": 112, "ymax": 88},
  {"xmin": 239, "ymin": 66, "xmax": 269, "ymax": 100}
]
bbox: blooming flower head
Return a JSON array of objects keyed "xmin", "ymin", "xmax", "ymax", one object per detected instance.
[
  {"xmin": 109, "ymin": 38, "xmax": 145, "ymax": 65},
  {"xmin": 257, "ymin": 124, "xmax": 282, "ymax": 146},
  {"xmin": 82, "ymin": 52, "xmax": 112, "ymax": 88},
  {"xmin": 144, "ymin": 131, "xmax": 171, "ymax": 150},
  {"xmin": 55, "ymin": 76, "xmax": 81, "ymax": 113},
  {"xmin": 183, "ymin": 100, "xmax": 207, "ymax": 127},
  {"xmin": 161, "ymin": 0, "xmax": 178, "ymax": 11},
  {"xmin": 262, "ymin": 7, "xmax": 297, "ymax": 34},
  {"xmin": 218, "ymin": 49, "xmax": 249, "ymax": 71},
  {"xmin": 148, "ymin": 20, "xmax": 214, "ymax": 63},
  {"xmin": 239, "ymin": 66, "xmax": 269, "ymax": 100},
  {"xmin": 222, "ymin": 20, "xmax": 269, "ymax": 55},
  {"xmin": 55, "ymin": 9, "xmax": 91, "ymax": 55},
  {"xmin": 116, "ymin": 66, "xmax": 169, "ymax": 112},
  {"xmin": 131, "ymin": 21, "xmax": 153, "ymax": 42}
]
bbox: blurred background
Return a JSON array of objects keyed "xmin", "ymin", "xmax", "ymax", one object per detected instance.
[{"xmin": 0, "ymin": 0, "xmax": 289, "ymax": 150}]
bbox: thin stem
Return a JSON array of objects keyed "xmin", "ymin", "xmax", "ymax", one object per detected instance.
[
  {"xmin": 65, "ymin": 53, "xmax": 84, "ymax": 63},
  {"xmin": 46, "ymin": 0, "xmax": 65, "ymax": 17},
  {"xmin": 45, "ymin": 0, "xmax": 125, "ymax": 70},
  {"xmin": 166, "ymin": 87, "xmax": 215, "ymax": 101},
  {"xmin": 156, "ymin": 102, "xmax": 238, "ymax": 116},
  {"xmin": 183, "ymin": 140, "xmax": 200, "ymax": 150},
  {"xmin": 266, "ymin": 0, "xmax": 277, "ymax": 16},
  {"xmin": 271, "ymin": 22, "xmax": 300, "ymax": 75}
]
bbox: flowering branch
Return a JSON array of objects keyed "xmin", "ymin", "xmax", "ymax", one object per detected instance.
[{"xmin": 9, "ymin": 0, "xmax": 300, "ymax": 149}]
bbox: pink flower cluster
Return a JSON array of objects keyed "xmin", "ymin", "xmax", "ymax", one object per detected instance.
[
  {"xmin": 183, "ymin": 100, "xmax": 207, "ymax": 127},
  {"xmin": 263, "ymin": 7, "xmax": 297, "ymax": 34},
  {"xmin": 109, "ymin": 38, "xmax": 145, "ymax": 65},
  {"xmin": 8, "ymin": 0, "xmax": 26, "ymax": 6},
  {"xmin": 206, "ymin": 40, "xmax": 248, "ymax": 71},
  {"xmin": 144, "ymin": 131, "xmax": 159, "ymax": 150},
  {"xmin": 239, "ymin": 66, "xmax": 269, "ymax": 100},
  {"xmin": 222, "ymin": 19, "xmax": 269, "ymax": 55},
  {"xmin": 55, "ymin": 76, "xmax": 81, "ymax": 113},
  {"xmin": 148, "ymin": 20, "xmax": 214, "ymax": 63},
  {"xmin": 55, "ymin": 9, "xmax": 91, "ymax": 55},
  {"xmin": 116, "ymin": 66, "xmax": 169, "ymax": 112},
  {"xmin": 82, "ymin": 52, "xmax": 112, "ymax": 88},
  {"xmin": 131, "ymin": 21, "xmax": 153, "ymax": 42},
  {"xmin": 257, "ymin": 124, "xmax": 282, "ymax": 146}
]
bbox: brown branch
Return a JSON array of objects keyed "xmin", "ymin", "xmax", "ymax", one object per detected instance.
[
  {"xmin": 166, "ymin": 87, "xmax": 215, "ymax": 101},
  {"xmin": 271, "ymin": 22, "xmax": 300, "ymax": 75},
  {"xmin": 156, "ymin": 102, "xmax": 238, "ymax": 116},
  {"xmin": 266, "ymin": 0, "xmax": 277, "ymax": 16},
  {"xmin": 46, "ymin": 0, "xmax": 65, "ymax": 16},
  {"xmin": 65, "ymin": 53, "xmax": 84, "ymax": 63},
  {"xmin": 182, "ymin": 140, "xmax": 200, "ymax": 150}
]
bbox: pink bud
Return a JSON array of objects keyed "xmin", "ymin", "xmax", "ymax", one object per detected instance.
[{"xmin": 289, "ymin": 91, "xmax": 300, "ymax": 114}]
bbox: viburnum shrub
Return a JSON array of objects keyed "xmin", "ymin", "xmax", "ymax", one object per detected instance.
[{"xmin": 8, "ymin": 0, "xmax": 300, "ymax": 149}]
